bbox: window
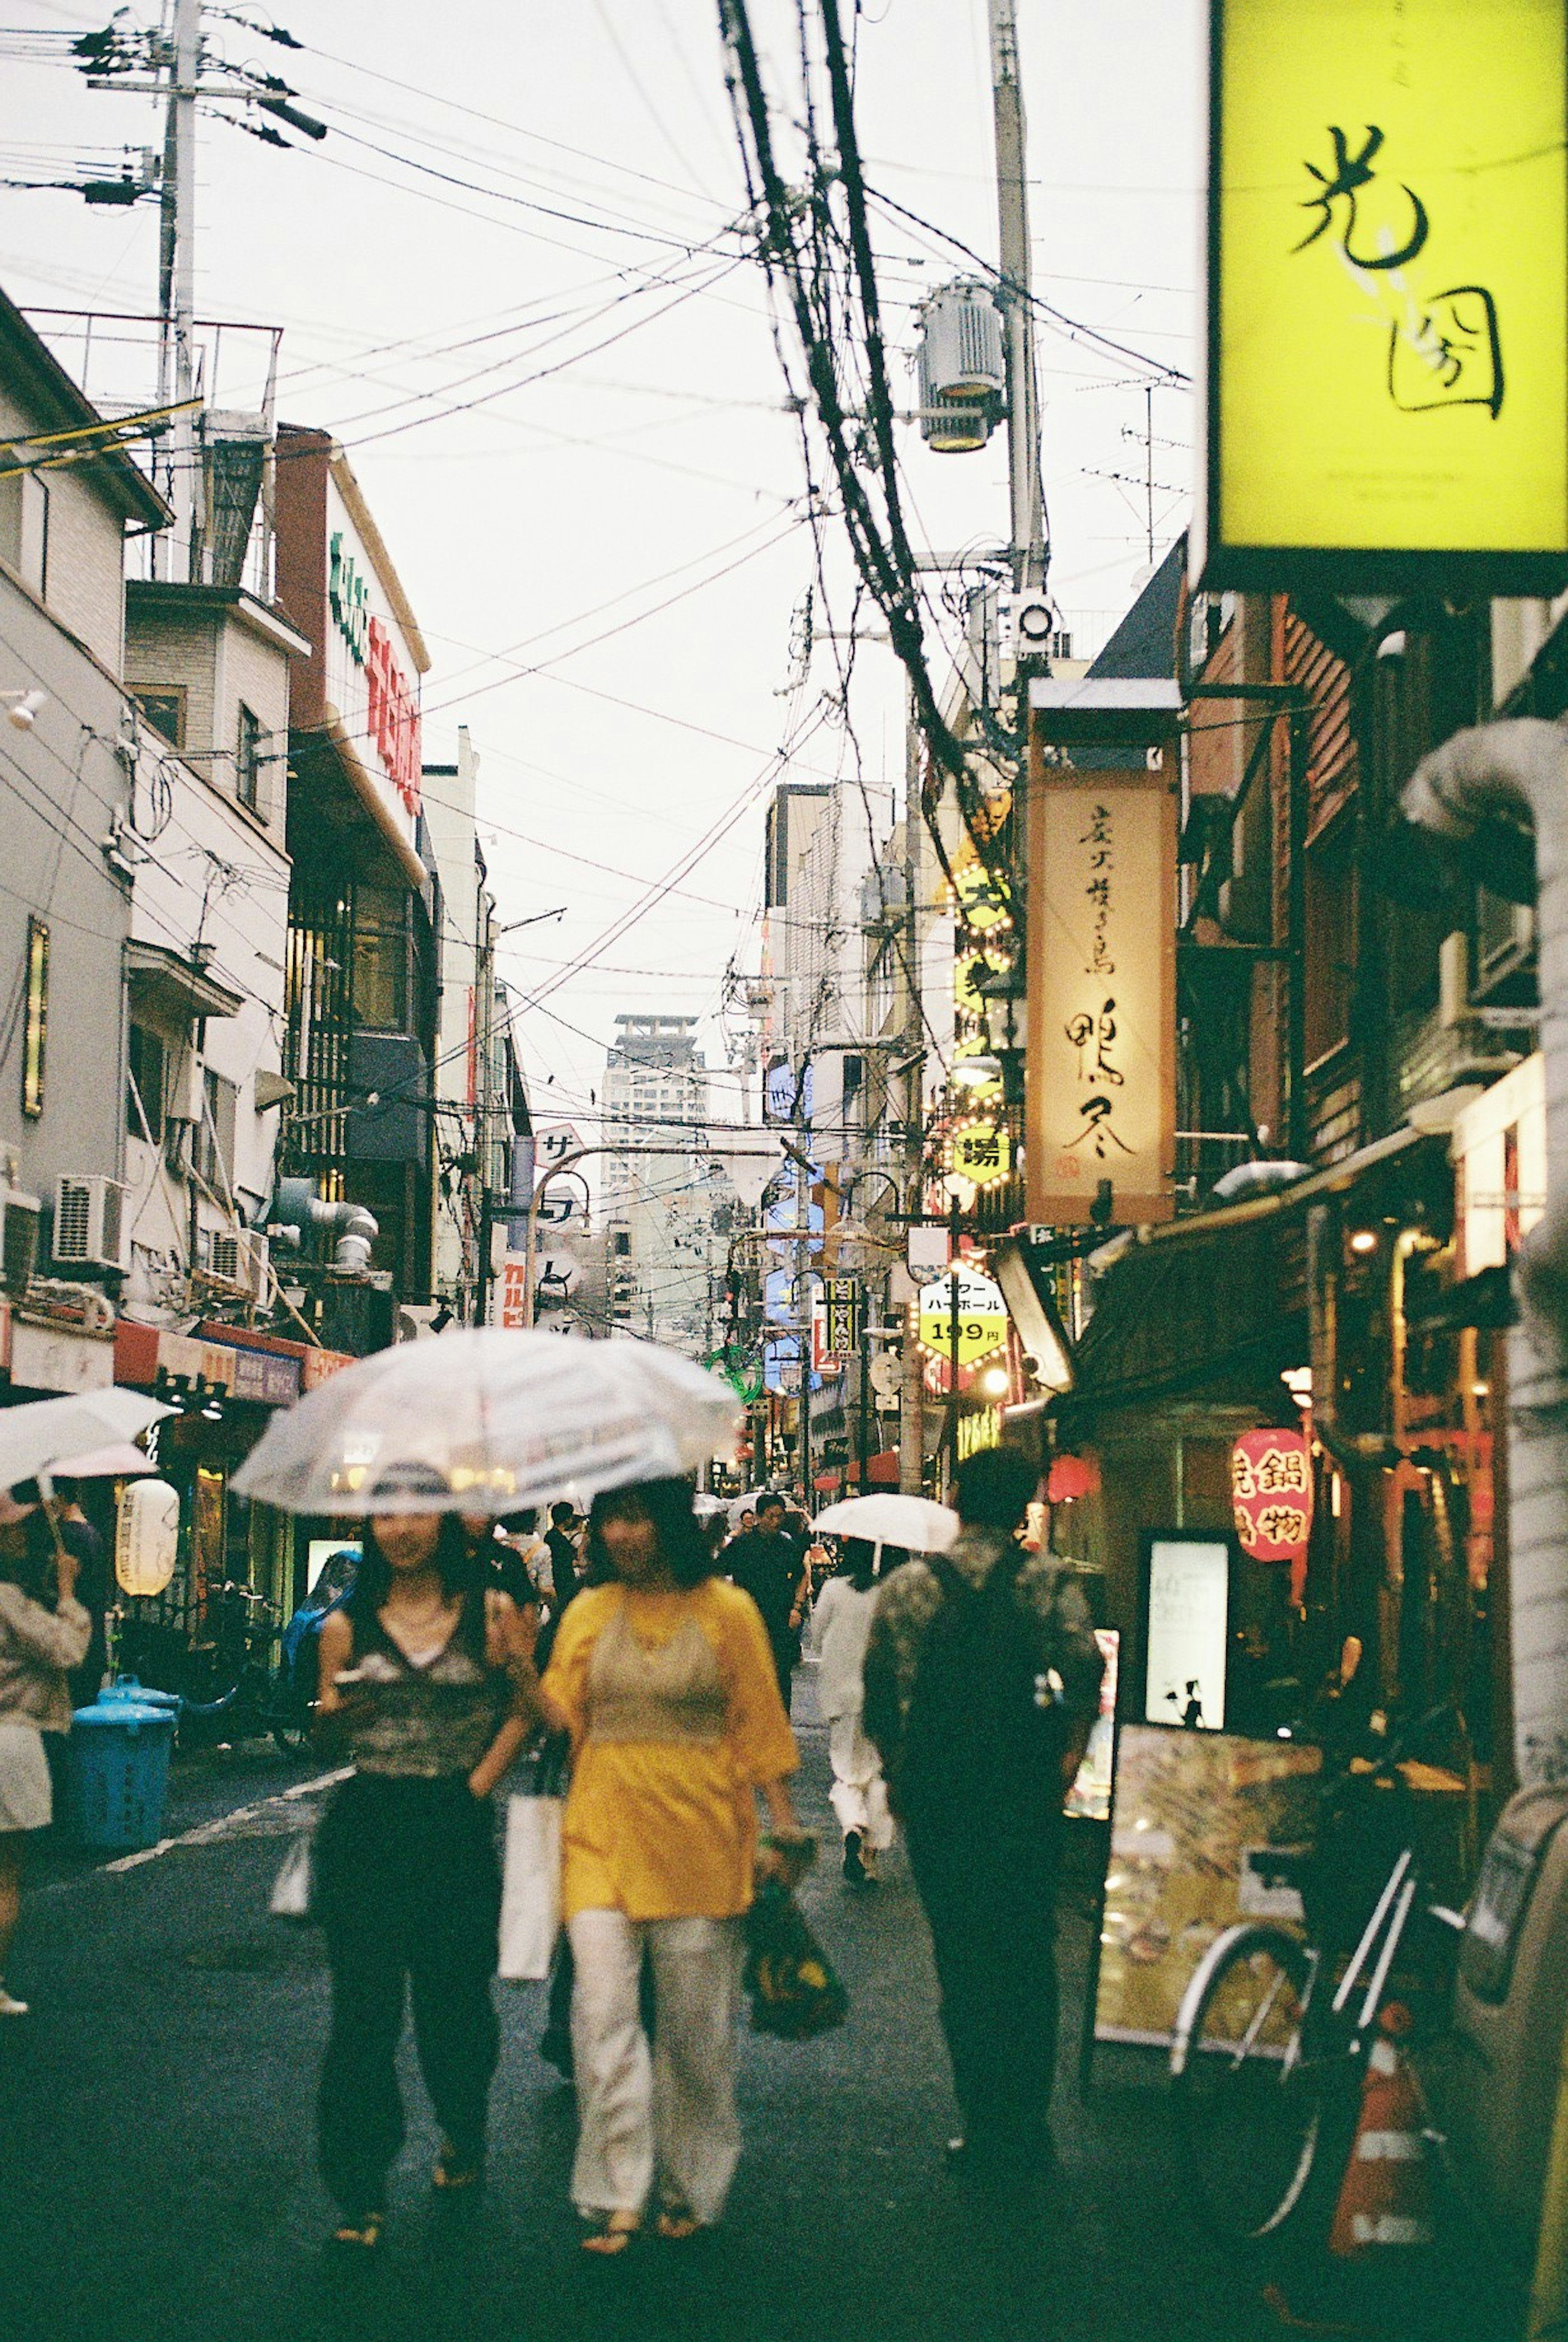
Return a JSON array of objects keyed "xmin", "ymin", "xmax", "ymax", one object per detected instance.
[
  {"xmin": 133, "ymin": 687, "xmax": 185, "ymax": 751},
  {"xmin": 20, "ymin": 916, "xmax": 47, "ymax": 1120},
  {"xmin": 127, "ymin": 1021, "xmax": 165, "ymax": 1143},
  {"xmin": 236, "ymin": 702, "xmax": 263, "ymax": 813},
  {"xmin": 351, "ymin": 882, "xmax": 410, "ymax": 1032},
  {"xmin": 1304, "ymin": 811, "xmax": 1357, "ymax": 1067},
  {"xmin": 0, "ymin": 470, "xmax": 48, "ymax": 597},
  {"xmin": 195, "ymin": 1067, "xmax": 237, "ymax": 1194}
]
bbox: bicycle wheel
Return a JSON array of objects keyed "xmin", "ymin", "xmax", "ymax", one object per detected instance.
[{"xmin": 1171, "ymin": 1923, "xmax": 1322, "ymax": 2244}]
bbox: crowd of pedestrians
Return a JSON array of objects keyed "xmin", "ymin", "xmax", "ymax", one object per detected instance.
[{"xmin": 0, "ymin": 1443, "xmax": 1103, "ymax": 2266}]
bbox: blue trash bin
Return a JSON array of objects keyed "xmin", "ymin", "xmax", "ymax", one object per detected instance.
[
  {"xmin": 98, "ymin": 1678, "xmax": 181, "ymax": 1719},
  {"xmin": 68, "ymin": 1691, "xmax": 176, "ymax": 1852}
]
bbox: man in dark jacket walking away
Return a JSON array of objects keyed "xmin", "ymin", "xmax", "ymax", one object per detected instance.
[
  {"xmin": 724, "ymin": 1492, "xmax": 808, "ymax": 1709},
  {"xmin": 864, "ymin": 1447, "xmax": 1102, "ymax": 2182},
  {"xmin": 543, "ymin": 1503, "xmax": 581, "ymax": 1613}
]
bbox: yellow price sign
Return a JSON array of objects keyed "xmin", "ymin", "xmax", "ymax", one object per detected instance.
[{"xmin": 918, "ymin": 1269, "xmax": 1009, "ymax": 1366}]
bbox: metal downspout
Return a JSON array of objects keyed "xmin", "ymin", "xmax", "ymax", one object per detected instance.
[{"xmin": 1402, "ymin": 716, "xmax": 1568, "ymax": 1792}]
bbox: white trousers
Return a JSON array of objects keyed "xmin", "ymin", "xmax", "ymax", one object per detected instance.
[
  {"xmin": 568, "ymin": 1907, "xmax": 744, "ymax": 2226},
  {"xmin": 827, "ymin": 1714, "xmax": 894, "ymax": 1852}
]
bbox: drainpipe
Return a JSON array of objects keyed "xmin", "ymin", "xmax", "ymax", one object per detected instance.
[
  {"xmin": 1401, "ymin": 716, "xmax": 1568, "ymax": 1792},
  {"xmin": 271, "ymin": 1181, "xmax": 380, "ymax": 1276}
]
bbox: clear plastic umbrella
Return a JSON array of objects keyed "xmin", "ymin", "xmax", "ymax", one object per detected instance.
[
  {"xmin": 231, "ymin": 1328, "xmax": 742, "ymax": 1517},
  {"xmin": 811, "ymin": 1493, "xmax": 960, "ymax": 1552},
  {"xmin": 0, "ymin": 1389, "xmax": 171, "ymax": 1496}
]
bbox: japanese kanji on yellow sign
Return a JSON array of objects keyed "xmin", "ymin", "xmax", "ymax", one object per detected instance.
[
  {"xmin": 949, "ymin": 1118, "xmax": 1011, "ymax": 1187},
  {"xmin": 918, "ymin": 1267, "xmax": 1009, "ymax": 1366},
  {"xmin": 951, "ymin": 840, "xmax": 1011, "ymax": 932},
  {"xmin": 1204, "ymin": 0, "xmax": 1568, "ymax": 592}
]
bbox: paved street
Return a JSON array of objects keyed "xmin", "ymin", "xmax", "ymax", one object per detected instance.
[{"xmin": 0, "ymin": 1676, "xmax": 1508, "ymax": 2342}]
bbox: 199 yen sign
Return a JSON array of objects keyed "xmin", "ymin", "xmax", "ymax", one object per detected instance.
[{"xmin": 917, "ymin": 1268, "xmax": 1008, "ymax": 1366}]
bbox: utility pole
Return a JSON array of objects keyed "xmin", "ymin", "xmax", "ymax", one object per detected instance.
[
  {"xmin": 989, "ymin": 0, "xmax": 1047, "ymax": 594},
  {"xmin": 900, "ymin": 682, "xmax": 927, "ymax": 1496},
  {"xmin": 160, "ymin": 0, "xmax": 201, "ymax": 578}
]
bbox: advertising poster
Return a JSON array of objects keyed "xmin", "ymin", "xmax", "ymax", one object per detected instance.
[
  {"xmin": 1094, "ymin": 1725, "xmax": 1322, "ymax": 2047},
  {"xmin": 1144, "ymin": 1534, "xmax": 1231, "ymax": 1730}
]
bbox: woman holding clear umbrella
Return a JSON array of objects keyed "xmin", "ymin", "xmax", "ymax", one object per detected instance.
[
  {"xmin": 810, "ymin": 1536, "xmax": 898, "ymax": 1885},
  {"xmin": 524, "ymin": 1477, "xmax": 807, "ymax": 2255},
  {"xmin": 312, "ymin": 1471, "xmax": 536, "ymax": 2253}
]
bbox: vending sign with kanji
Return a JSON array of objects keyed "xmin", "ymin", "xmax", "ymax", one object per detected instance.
[
  {"xmin": 1231, "ymin": 1428, "xmax": 1314, "ymax": 1562},
  {"xmin": 822, "ymin": 1277, "xmax": 860, "ymax": 1359}
]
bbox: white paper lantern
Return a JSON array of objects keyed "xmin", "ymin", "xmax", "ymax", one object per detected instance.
[{"xmin": 115, "ymin": 1480, "xmax": 179, "ymax": 1597}]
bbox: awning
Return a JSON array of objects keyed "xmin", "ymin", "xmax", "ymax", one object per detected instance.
[
  {"xmin": 125, "ymin": 940, "xmax": 243, "ymax": 1024},
  {"xmin": 1055, "ymin": 1125, "xmax": 1451, "ymax": 1430}
]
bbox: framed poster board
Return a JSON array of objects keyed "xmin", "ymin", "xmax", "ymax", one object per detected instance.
[
  {"xmin": 1091, "ymin": 1723, "xmax": 1322, "ymax": 2049},
  {"xmin": 1140, "ymin": 1529, "xmax": 1236, "ymax": 1732}
]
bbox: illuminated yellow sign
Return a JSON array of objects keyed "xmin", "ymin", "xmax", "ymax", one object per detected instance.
[
  {"xmin": 952, "ymin": 842, "xmax": 1011, "ymax": 933},
  {"xmin": 1204, "ymin": 0, "xmax": 1568, "ymax": 592},
  {"xmin": 949, "ymin": 1119, "xmax": 1012, "ymax": 1188}
]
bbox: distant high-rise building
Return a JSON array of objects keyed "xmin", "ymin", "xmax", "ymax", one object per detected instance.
[{"xmin": 602, "ymin": 1014, "xmax": 725, "ymax": 1352}]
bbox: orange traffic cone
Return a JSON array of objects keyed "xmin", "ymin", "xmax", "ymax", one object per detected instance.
[{"xmin": 1327, "ymin": 2024, "xmax": 1434, "ymax": 2257}]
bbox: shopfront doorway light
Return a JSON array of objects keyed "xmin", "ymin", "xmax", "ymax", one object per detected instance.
[{"xmin": 1349, "ymin": 1228, "xmax": 1379, "ymax": 1255}]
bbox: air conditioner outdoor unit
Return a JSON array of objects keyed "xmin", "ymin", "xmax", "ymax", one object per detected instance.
[
  {"xmin": 211, "ymin": 1228, "xmax": 270, "ymax": 1299},
  {"xmin": 53, "ymin": 1175, "xmax": 128, "ymax": 1272}
]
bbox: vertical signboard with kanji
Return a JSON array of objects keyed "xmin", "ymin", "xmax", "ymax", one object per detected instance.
[{"xmin": 1026, "ymin": 765, "xmax": 1176, "ymax": 1225}]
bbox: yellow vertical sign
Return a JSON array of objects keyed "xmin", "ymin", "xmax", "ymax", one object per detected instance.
[{"xmin": 1206, "ymin": 0, "xmax": 1568, "ymax": 588}]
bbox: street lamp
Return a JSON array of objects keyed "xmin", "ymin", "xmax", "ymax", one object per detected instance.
[{"xmin": 493, "ymin": 906, "xmax": 567, "ymax": 939}]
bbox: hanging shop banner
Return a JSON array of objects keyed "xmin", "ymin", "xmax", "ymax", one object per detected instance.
[
  {"xmin": 1200, "ymin": 0, "xmax": 1568, "ymax": 595},
  {"xmin": 1230, "ymin": 1428, "xmax": 1314, "ymax": 1562},
  {"xmin": 917, "ymin": 1267, "xmax": 1009, "ymax": 1366},
  {"xmin": 1094, "ymin": 1724, "xmax": 1323, "ymax": 2048},
  {"xmin": 1026, "ymin": 768, "xmax": 1176, "ymax": 1226}
]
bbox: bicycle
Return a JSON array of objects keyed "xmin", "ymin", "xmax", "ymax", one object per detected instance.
[
  {"xmin": 1168, "ymin": 1705, "xmax": 1469, "ymax": 2248},
  {"xmin": 120, "ymin": 1582, "xmax": 316, "ymax": 1755}
]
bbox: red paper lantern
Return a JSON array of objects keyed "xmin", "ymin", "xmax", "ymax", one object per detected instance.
[
  {"xmin": 1047, "ymin": 1452, "xmax": 1100, "ymax": 1504},
  {"xmin": 1231, "ymin": 1428, "xmax": 1314, "ymax": 1563}
]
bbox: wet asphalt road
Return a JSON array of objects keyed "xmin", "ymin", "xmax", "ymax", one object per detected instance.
[{"xmin": 0, "ymin": 1673, "xmax": 1514, "ymax": 2342}]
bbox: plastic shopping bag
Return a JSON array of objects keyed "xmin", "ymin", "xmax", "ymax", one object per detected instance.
[
  {"xmin": 269, "ymin": 1828, "xmax": 316, "ymax": 1924},
  {"xmin": 498, "ymin": 1791, "xmax": 563, "ymax": 1983},
  {"xmin": 742, "ymin": 1879, "xmax": 849, "ymax": 2040}
]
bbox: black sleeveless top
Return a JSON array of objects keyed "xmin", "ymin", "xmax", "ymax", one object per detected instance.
[{"xmin": 343, "ymin": 1592, "xmax": 513, "ymax": 1780}]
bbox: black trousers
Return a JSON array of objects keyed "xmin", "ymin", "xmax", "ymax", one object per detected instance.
[
  {"xmin": 905, "ymin": 1817, "xmax": 1061, "ymax": 2162},
  {"xmin": 314, "ymin": 1774, "xmax": 501, "ymax": 2216}
]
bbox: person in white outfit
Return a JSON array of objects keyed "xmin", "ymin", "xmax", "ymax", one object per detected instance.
[{"xmin": 811, "ymin": 1538, "xmax": 897, "ymax": 1886}]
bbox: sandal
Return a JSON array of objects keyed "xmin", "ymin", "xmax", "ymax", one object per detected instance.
[
  {"xmin": 655, "ymin": 2200, "xmax": 705, "ymax": 2242},
  {"xmin": 432, "ymin": 2139, "xmax": 485, "ymax": 2195},
  {"xmin": 328, "ymin": 2211, "xmax": 384, "ymax": 2253},
  {"xmin": 579, "ymin": 2208, "xmax": 641, "ymax": 2257}
]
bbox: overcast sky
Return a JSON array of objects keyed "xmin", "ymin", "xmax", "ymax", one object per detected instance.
[{"xmin": 0, "ymin": 0, "xmax": 1202, "ymax": 1131}]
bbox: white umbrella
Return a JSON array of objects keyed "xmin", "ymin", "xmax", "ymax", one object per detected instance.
[
  {"xmin": 53, "ymin": 1442, "xmax": 157, "ymax": 1481},
  {"xmin": 811, "ymin": 1492, "xmax": 960, "ymax": 1552},
  {"xmin": 0, "ymin": 1389, "xmax": 172, "ymax": 1495},
  {"xmin": 231, "ymin": 1328, "xmax": 742, "ymax": 1517}
]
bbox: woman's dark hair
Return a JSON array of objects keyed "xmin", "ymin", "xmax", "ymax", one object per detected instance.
[
  {"xmin": 584, "ymin": 1477, "xmax": 715, "ymax": 1590},
  {"xmin": 346, "ymin": 1512, "xmax": 477, "ymax": 1623},
  {"xmin": 842, "ymin": 1536, "xmax": 878, "ymax": 1593}
]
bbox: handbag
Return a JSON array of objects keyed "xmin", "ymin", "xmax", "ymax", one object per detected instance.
[
  {"xmin": 270, "ymin": 1827, "xmax": 316, "ymax": 1924},
  {"xmin": 498, "ymin": 1737, "xmax": 568, "ymax": 1983}
]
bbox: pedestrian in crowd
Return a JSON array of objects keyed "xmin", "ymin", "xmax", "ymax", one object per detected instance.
[
  {"xmin": 501, "ymin": 1509, "xmax": 552, "ymax": 1605},
  {"xmin": 810, "ymin": 1536, "xmax": 893, "ymax": 1885},
  {"xmin": 544, "ymin": 1500, "xmax": 583, "ymax": 1612},
  {"xmin": 724, "ymin": 1491, "xmax": 808, "ymax": 1710},
  {"xmin": 463, "ymin": 1512, "xmax": 544, "ymax": 1645},
  {"xmin": 312, "ymin": 1473, "xmax": 536, "ymax": 2253},
  {"xmin": 0, "ymin": 1486, "xmax": 91, "ymax": 2017},
  {"xmin": 734, "ymin": 1506, "xmax": 755, "ymax": 1538},
  {"xmin": 51, "ymin": 1477, "xmax": 109, "ymax": 1709},
  {"xmin": 520, "ymin": 1476, "xmax": 806, "ymax": 2254},
  {"xmin": 864, "ymin": 1448, "xmax": 1102, "ymax": 2184}
]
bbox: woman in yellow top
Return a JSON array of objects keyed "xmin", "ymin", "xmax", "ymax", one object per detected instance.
[{"xmin": 532, "ymin": 1475, "xmax": 804, "ymax": 2253}]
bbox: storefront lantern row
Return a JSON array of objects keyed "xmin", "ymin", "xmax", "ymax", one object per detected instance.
[{"xmin": 1230, "ymin": 1428, "xmax": 1314, "ymax": 1564}]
